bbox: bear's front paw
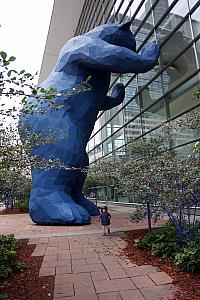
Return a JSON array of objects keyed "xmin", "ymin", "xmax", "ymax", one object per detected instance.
[
  {"xmin": 111, "ymin": 83, "xmax": 125, "ymax": 102},
  {"xmin": 141, "ymin": 43, "xmax": 160, "ymax": 59}
]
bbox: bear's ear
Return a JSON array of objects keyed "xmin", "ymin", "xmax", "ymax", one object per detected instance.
[{"xmin": 119, "ymin": 21, "xmax": 131, "ymax": 31}]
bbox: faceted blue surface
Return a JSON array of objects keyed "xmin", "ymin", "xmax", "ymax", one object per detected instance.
[{"xmin": 19, "ymin": 22, "xmax": 159, "ymax": 225}]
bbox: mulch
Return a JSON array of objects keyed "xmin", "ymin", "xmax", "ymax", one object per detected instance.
[
  {"xmin": 0, "ymin": 209, "xmax": 28, "ymax": 215},
  {"xmin": 122, "ymin": 229, "xmax": 200, "ymax": 300},
  {"xmin": 0, "ymin": 240, "xmax": 54, "ymax": 300}
]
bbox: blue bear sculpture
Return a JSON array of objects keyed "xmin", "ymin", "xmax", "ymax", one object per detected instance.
[{"xmin": 20, "ymin": 22, "xmax": 159, "ymax": 225}]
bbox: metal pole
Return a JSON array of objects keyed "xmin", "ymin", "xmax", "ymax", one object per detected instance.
[{"xmin": 147, "ymin": 201, "xmax": 152, "ymax": 233}]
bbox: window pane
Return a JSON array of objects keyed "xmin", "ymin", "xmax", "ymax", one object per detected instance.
[
  {"xmin": 191, "ymin": 5, "xmax": 200, "ymax": 38},
  {"xmin": 122, "ymin": 77, "xmax": 140, "ymax": 123},
  {"xmin": 188, "ymin": 0, "xmax": 199, "ymax": 9},
  {"xmin": 163, "ymin": 45, "xmax": 197, "ymax": 91},
  {"xmin": 159, "ymin": 18, "xmax": 193, "ymax": 72},
  {"xmin": 156, "ymin": 0, "xmax": 190, "ymax": 41},
  {"xmin": 141, "ymin": 99, "xmax": 167, "ymax": 133},
  {"xmin": 168, "ymin": 74, "xmax": 200, "ymax": 117},
  {"xmin": 125, "ymin": 116, "xmax": 142, "ymax": 141},
  {"xmin": 137, "ymin": 75, "xmax": 164, "ymax": 110},
  {"xmin": 195, "ymin": 38, "xmax": 200, "ymax": 64},
  {"xmin": 171, "ymin": 107, "xmax": 200, "ymax": 152}
]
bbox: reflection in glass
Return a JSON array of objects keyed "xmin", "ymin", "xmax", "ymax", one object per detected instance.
[
  {"xmin": 117, "ymin": 0, "xmax": 131, "ymax": 22},
  {"xmin": 137, "ymin": 74, "xmax": 164, "ymax": 110},
  {"xmin": 168, "ymin": 74, "xmax": 199, "ymax": 117},
  {"xmin": 171, "ymin": 107, "xmax": 200, "ymax": 154},
  {"xmin": 156, "ymin": 0, "xmax": 189, "ymax": 41},
  {"xmin": 113, "ymin": 128, "xmax": 126, "ymax": 157},
  {"xmin": 141, "ymin": 99, "xmax": 167, "ymax": 133},
  {"xmin": 125, "ymin": 116, "xmax": 142, "ymax": 143},
  {"xmin": 134, "ymin": 18, "xmax": 154, "ymax": 49},
  {"xmin": 122, "ymin": 76, "xmax": 139, "ymax": 122},
  {"xmin": 163, "ymin": 45, "xmax": 197, "ymax": 90},
  {"xmin": 191, "ymin": 6, "xmax": 200, "ymax": 38},
  {"xmin": 188, "ymin": 0, "xmax": 199, "ymax": 9},
  {"xmin": 195, "ymin": 39, "xmax": 200, "ymax": 64},
  {"xmin": 158, "ymin": 19, "xmax": 194, "ymax": 87}
]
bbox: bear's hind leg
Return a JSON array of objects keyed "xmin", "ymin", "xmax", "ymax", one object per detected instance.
[
  {"xmin": 30, "ymin": 169, "xmax": 91, "ymax": 225},
  {"xmin": 71, "ymin": 171, "xmax": 100, "ymax": 216}
]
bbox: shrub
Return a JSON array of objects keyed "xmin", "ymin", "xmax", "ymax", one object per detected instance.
[
  {"xmin": 175, "ymin": 247, "xmax": 200, "ymax": 272},
  {"xmin": 16, "ymin": 199, "xmax": 29, "ymax": 212},
  {"xmin": 0, "ymin": 235, "xmax": 25, "ymax": 279},
  {"xmin": 134, "ymin": 222, "xmax": 200, "ymax": 272},
  {"xmin": 0, "ymin": 235, "xmax": 18, "ymax": 278}
]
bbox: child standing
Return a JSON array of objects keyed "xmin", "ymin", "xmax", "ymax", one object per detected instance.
[{"xmin": 100, "ymin": 206, "xmax": 111, "ymax": 236}]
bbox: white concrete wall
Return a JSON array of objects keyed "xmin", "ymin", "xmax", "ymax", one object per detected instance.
[{"xmin": 39, "ymin": 0, "xmax": 85, "ymax": 84}]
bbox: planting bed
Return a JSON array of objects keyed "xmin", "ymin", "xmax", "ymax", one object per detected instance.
[
  {"xmin": 122, "ymin": 229, "xmax": 200, "ymax": 300},
  {"xmin": 0, "ymin": 240, "xmax": 54, "ymax": 300}
]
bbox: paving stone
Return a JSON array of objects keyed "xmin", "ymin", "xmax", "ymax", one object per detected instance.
[
  {"xmin": 104, "ymin": 262, "xmax": 122, "ymax": 269},
  {"xmin": 43, "ymin": 255, "xmax": 57, "ymax": 261},
  {"xmin": 34, "ymin": 245, "xmax": 47, "ymax": 251},
  {"xmin": 74, "ymin": 279, "xmax": 96, "ymax": 295},
  {"xmin": 85, "ymin": 257, "xmax": 101, "ymax": 264},
  {"xmin": 45, "ymin": 247, "xmax": 58, "ymax": 255},
  {"xmin": 60, "ymin": 294, "xmax": 98, "ymax": 300},
  {"xmin": 131, "ymin": 275, "xmax": 155, "ymax": 288},
  {"xmin": 100, "ymin": 256, "xmax": 120, "ymax": 263},
  {"xmin": 107, "ymin": 268, "xmax": 128, "ymax": 279},
  {"xmin": 72, "ymin": 259, "xmax": 86, "ymax": 265},
  {"xmin": 57, "ymin": 244, "xmax": 70, "ymax": 250},
  {"xmin": 38, "ymin": 237, "xmax": 49, "ymax": 243},
  {"xmin": 39, "ymin": 267, "xmax": 55, "ymax": 277},
  {"xmin": 28, "ymin": 238, "xmax": 38, "ymax": 245},
  {"xmin": 42, "ymin": 260, "xmax": 70, "ymax": 268},
  {"xmin": 91, "ymin": 270, "xmax": 109, "ymax": 281},
  {"xmin": 72, "ymin": 263, "xmax": 105, "ymax": 273},
  {"xmin": 124, "ymin": 265, "xmax": 159, "ymax": 277},
  {"xmin": 98, "ymin": 291, "xmax": 122, "ymax": 300},
  {"xmin": 118, "ymin": 260, "xmax": 137, "ymax": 268},
  {"xmin": 120, "ymin": 290, "xmax": 145, "ymax": 300},
  {"xmin": 140, "ymin": 284, "xmax": 177, "ymax": 300},
  {"xmin": 148, "ymin": 272, "xmax": 173, "ymax": 285},
  {"xmin": 54, "ymin": 284, "xmax": 74, "ymax": 298},
  {"xmin": 69, "ymin": 249, "xmax": 83, "ymax": 254},
  {"xmin": 31, "ymin": 251, "xmax": 46, "ymax": 256},
  {"xmin": 55, "ymin": 273, "xmax": 91, "ymax": 285},
  {"xmin": 71, "ymin": 252, "xmax": 99, "ymax": 259},
  {"xmin": 57, "ymin": 253, "xmax": 71, "ymax": 260},
  {"xmin": 94, "ymin": 278, "xmax": 136, "ymax": 293},
  {"xmin": 56, "ymin": 265, "xmax": 72, "ymax": 275}
]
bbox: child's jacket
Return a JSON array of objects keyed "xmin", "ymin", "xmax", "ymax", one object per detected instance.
[{"xmin": 100, "ymin": 212, "xmax": 111, "ymax": 226}]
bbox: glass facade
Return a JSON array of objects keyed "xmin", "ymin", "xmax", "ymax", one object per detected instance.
[{"xmin": 75, "ymin": 0, "xmax": 200, "ymax": 163}]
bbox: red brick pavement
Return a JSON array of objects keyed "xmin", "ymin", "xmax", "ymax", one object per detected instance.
[
  {"xmin": 0, "ymin": 210, "xmax": 178, "ymax": 299},
  {"xmin": 32, "ymin": 232, "xmax": 178, "ymax": 299}
]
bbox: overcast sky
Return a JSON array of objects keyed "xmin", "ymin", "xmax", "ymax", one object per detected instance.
[{"xmin": 0, "ymin": 0, "xmax": 54, "ymax": 83}]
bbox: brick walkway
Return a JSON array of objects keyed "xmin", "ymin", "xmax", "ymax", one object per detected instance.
[
  {"xmin": 30, "ymin": 233, "xmax": 176, "ymax": 300},
  {"xmin": 0, "ymin": 210, "xmax": 177, "ymax": 299}
]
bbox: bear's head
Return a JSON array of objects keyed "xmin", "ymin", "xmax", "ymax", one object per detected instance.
[{"xmin": 86, "ymin": 21, "xmax": 136, "ymax": 52}]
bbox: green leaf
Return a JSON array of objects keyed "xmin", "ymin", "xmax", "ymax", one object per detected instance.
[
  {"xmin": 0, "ymin": 51, "xmax": 7, "ymax": 60},
  {"xmin": 7, "ymin": 69, "xmax": 17, "ymax": 77},
  {"xmin": 24, "ymin": 73, "xmax": 31, "ymax": 78},
  {"xmin": 3, "ymin": 61, "xmax": 10, "ymax": 66},
  {"xmin": 86, "ymin": 75, "xmax": 92, "ymax": 83},
  {"xmin": 39, "ymin": 87, "xmax": 46, "ymax": 93},
  {"xmin": 8, "ymin": 56, "xmax": 16, "ymax": 62},
  {"xmin": 19, "ymin": 70, "xmax": 25, "ymax": 74}
]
